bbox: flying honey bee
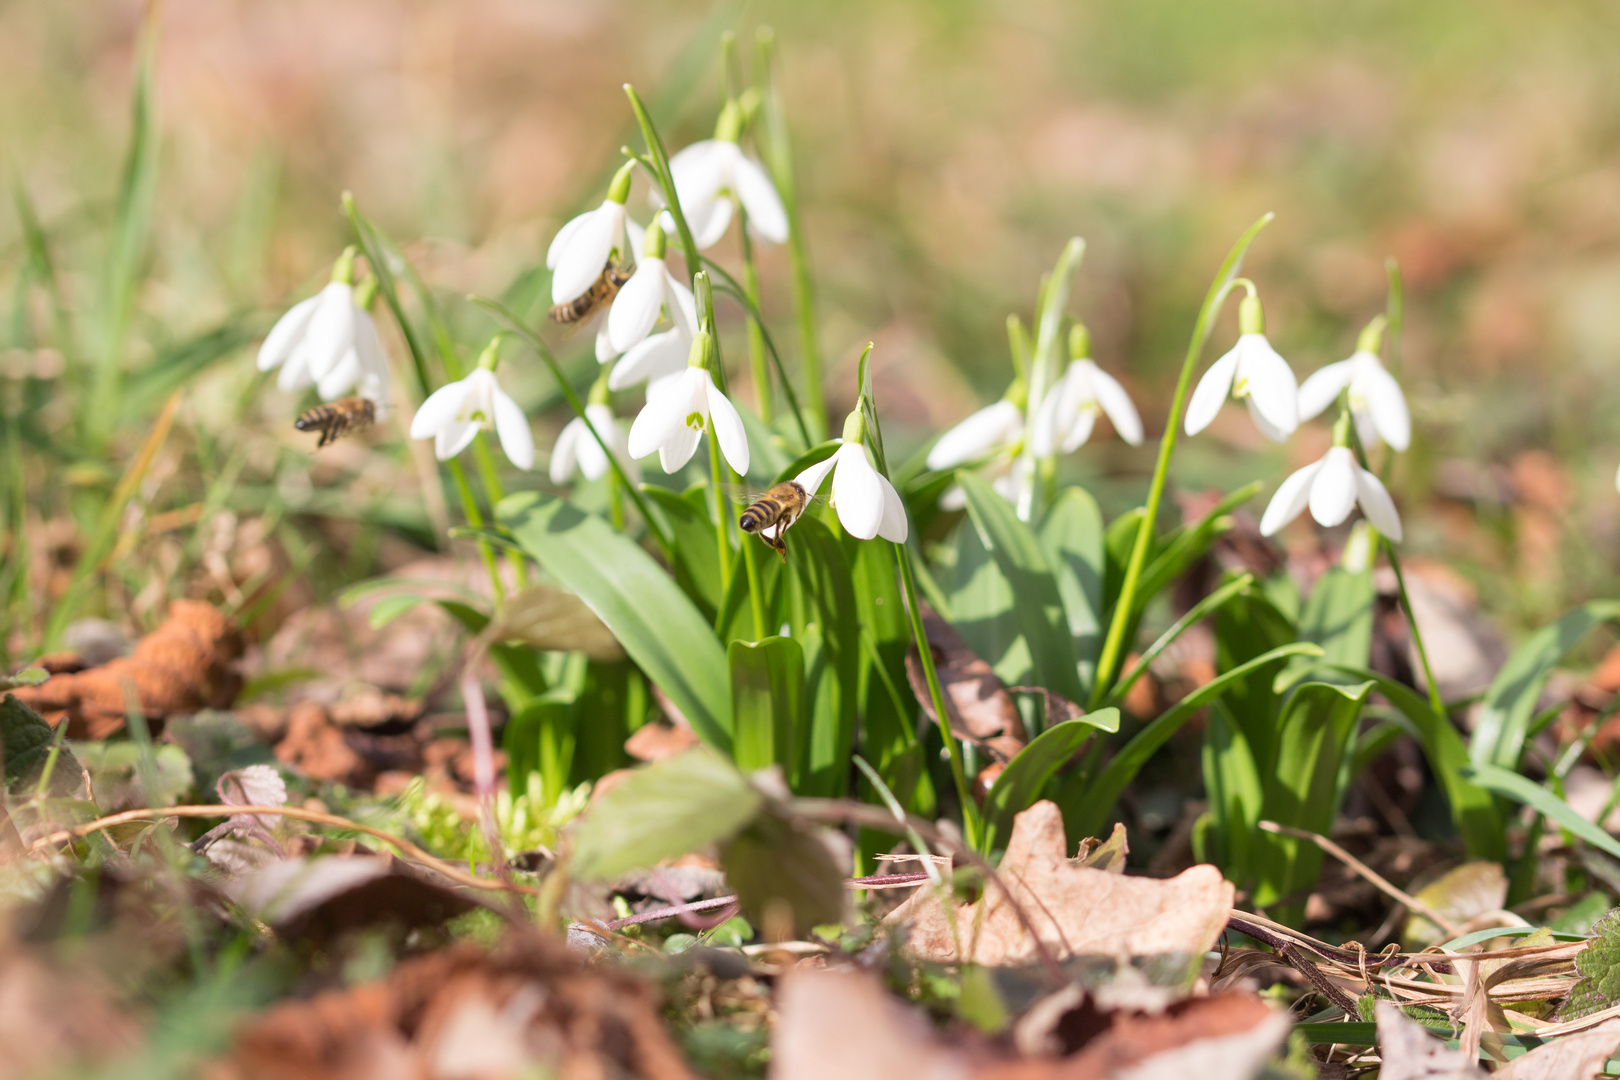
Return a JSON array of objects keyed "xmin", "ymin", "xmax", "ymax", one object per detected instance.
[
  {"xmin": 737, "ymin": 480, "xmax": 819, "ymax": 560},
  {"xmin": 549, "ymin": 258, "xmax": 632, "ymax": 326},
  {"xmin": 295, "ymin": 396, "xmax": 378, "ymax": 448}
]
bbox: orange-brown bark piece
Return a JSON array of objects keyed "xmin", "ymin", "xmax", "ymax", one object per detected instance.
[{"xmin": 14, "ymin": 600, "xmax": 242, "ymax": 738}]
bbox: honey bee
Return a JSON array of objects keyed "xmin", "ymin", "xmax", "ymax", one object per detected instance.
[
  {"xmin": 549, "ymin": 258, "xmax": 632, "ymax": 326},
  {"xmin": 737, "ymin": 480, "xmax": 818, "ymax": 560},
  {"xmin": 295, "ymin": 396, "xmax": 378, "ymax": 448}
]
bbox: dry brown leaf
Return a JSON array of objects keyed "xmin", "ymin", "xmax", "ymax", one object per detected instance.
[
  {"xmin": 885, "ymin": 800, "xmax": 1233, "ymax": 966},
  {"xmin": 0, "ymin": 947, "xmax": 141, "ymax": 1080},
  {"xmin": 907, "ymin": 611, "xmax": 1027, "ymax": 763},
  {"xmin": 1075, "ymin": 823, "xmax": 1129, "ymax": 874},
  {"xmin": 227, "ymin": 855, "xmax": 478, "ymax": 943},
  {"xmin": 1495, "ymin": 1018, "xmax": 1620, "ymax": 1080},
  {"xmin": 1404, "ymin": 861, "xmax": 1508, "ymax": 949},
  {"xmin": 1375, "ymin": 1001, "xmax": 1486, "ymax": 1080},
  {"xmin": 771, "ymin": 969, "xmax": 967, "ymax": 1080}
]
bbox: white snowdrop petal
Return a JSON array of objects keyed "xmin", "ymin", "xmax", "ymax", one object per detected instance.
[
  {"xmin": 832, "ymin": 445, "xmax": 884, "ymax": 540},
  {"xmin": 316, "ymin": 348, "xmax": 360, "ymax": 400},
  {"xmin": 876, "ymin": 473, "xmax": 909, "ymax": 543},
  {"xmin": 686, "ymin": 196, "xmax": 733, "ymax": 251},
  {"xmin": 668, "ymin": 277, "xmax": 699, "ymax": 338},
  {"xmin": 927, "ymin": 400, "xmax": 1022, "ymax": 471},
  {"xmin": 1354, "ymin": 467, "xmax": 1403, "ymax": 541},
  {"xmin": 1239, "ymin": 336, "xmax": 1299, "ymax": 440},
  {"xmin": 733, "ymin": 155, "xmax": 789, "ymax": 243},
  {"xmin": 492, "ymin": 386, "xmax": 534, "ymax": 470},
  {"xmin": 302, "ymin": 283, "xmax": 358, "ymax": 383},
  {"xmin": 1296, "ymin": 359, "xmax": 1354, "ymax": 422},
  {"xmin": 436, "ymin": 420, "xmax": 479, "ymax": 462},
  {"xmin": 1245, "ymin": 397, "xmax": 1292, "ymax": 444},
  {"xmin": 276, "ymin": 343, "xmax": 316, "ymax": 392},
  {"xmin": 1357, "ymin": 360, "xmax": 1411, "ymax": 452},
  {"xmin": 594, "ymin": 317, "xmax": 619, "ymax": 364},
  {"xmin": 792, "ymin": 449, "xmax": 839, "ymax": 496},
  {"xmin": 573, "ymin": 409, "xmax": 614, "ymax": 481},
  {"xmin": 704, "ymin": 377, "xmax": 751, "ymax": 476},
  {"xmin": 552, "ymin": 204, "xmax": 615, "ymax": 304},
  {"xmin": 1184, "ymin": 347, "xmax": 1240, "ymax": 436},
  {"xmin": 1087, "ymin": 363, "xmax": 1143, "ymax": 446},
  {"xmin": 1259, "ymin": 459, "xmax": 1325, "ymax": 536},
  {"xmin": 1308, "ymin": 447, "xmax": 1359, "ymax": 527},
  {"xmin": 410, "ymin": 378, "xmax": 475, "ymax": 439},
  {"xmin": 1059, "ymin": 409, "xmax": 1099, "ymax": 455},
  {"xmin": 659, "ymin": 423, "xmax": 703, "ymax": 473},
  {"xmin": 612, "ymin": 329, "xmax": 688, "ymax": 389},
  {"xmin": 1028, "ymin": 390, "xmax": 1065, "ymax": 458},
  {"xmin": 257, "ymin": 295, "xmax": 320, "ymax": 371},
  {"xmin": 549, "ymin": 418, "xmax": 583, "ymax": 484},
  {"xmin": 627, "ymin": 368, "xmax": 700, "ymax": 459},
  {"xmin": 545, "ymin": 210, "xmax": 593, "ymax": 271},
  {"xmin": 607, "ymin": 263, "xmax": 668, "ymax": 352}
]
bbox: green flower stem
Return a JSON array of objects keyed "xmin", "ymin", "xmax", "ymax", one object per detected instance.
[
  {"xmin": 471, "ymin": 295, "xmax": 673, "ymax": 558},
  {"xmin": 756, "ymin": 29, "xmax": 826, "ymax": 441},
  {"xmin": 447, "ymin": 458, "xmax": 504, "ymax": 612},
  {"xmin": 624, "ymin": 84, "xmax": 701, "ymax": 285},
  {"xmin": 607, "ymin": 467, "xmax": 626, "ymax": 532},
  {"xmin": 737, "ymin": 211, "xmax": 773, "ymax": 425},
  {"xmin": 701, "ymin": 257, "xmax": 812, "ymax": 446},
  {"xmin": 1090, "ymin": 212, "xmax": 1274, "ymax": 706},
  {"xmin": 471, "ymin": 435, "xmax": 528, "ymax": 589},
  {"xmin": 739, "ymin": 489, "xmax": 768, "ymax": 641},
  {"xmin": 707, "ymin": 425, "xmax": 735, "ymax": 619},
  {"xmin": 894, "ymin": 540, "xmax": 979, "ymax": 849},
  {"xmin": 1019, "ymin": 239, "xmax": 1086, "ymax": 522}
]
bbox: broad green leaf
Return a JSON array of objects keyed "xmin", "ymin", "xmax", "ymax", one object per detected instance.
[
  {"xmin": 0, "ymin": 668, "xmax": 47, "ymax": 691},
  {"xmin": 642, "ymin": 483, "xmax": 725, "ymax": 618},
  {"xmin": 1466, "ymin": 762, "xmax": 1620, "ymax": 865},
  {"xmin": 959, "ymin": 472, "xmax": 1083, "ymax": 703},
  {"xmin": 1202, "ymin": 709, "xmax": 1263, "ymax": 878},
  {"xmin": 950, "ymin": 504, "xmax": 1025, "ymax": 684},
  {"xmin": 730, "ymin": 637, "xmax": 804, "ymax": 778},
  {"xmin": 1472, "ymin": 601, "xmax": 1620, "ymax": 772},
  {"xmin": 503, "ymin": 691, "xmax": 577, "ymax": 806},
  {"xmin": 1253, "ymin": 681, "xmax": 1373, "ymax": 918},
  {"xmin": 1562, "ymin": 910, "xmax": 1620, "ymax": 1021},
  {"xmin": 772, "ymin": 440, "xmax": 838, "ymax": 485},
  {"xmin": 735, "ymin": 400, "xmax": 791, "ymax": 486},
  {"xmin": 1102, "ymin": 506, "xmax": 1149, "ymax": 622},
  {"xmin": 367, "ymin": 592, "xmax": 430, "ymax": 630},
  {"xmin": 435, "ymin": 599, "xmax": 551, "ymax": 704},
  {"xmin": 2, "ymin": 694, "xmax": 79, "ymax": 794},
  {"xmin": 719, "ymin": 809, "xmax": 849, "ymax": 935},
  {"xmin": 1070, "ymin": 642, "xmax": 1321, "ymax": 839},
  {"xmin": 1212, "ymin": 588, "xmax": 1297, "ymax": 770},
  {"xmin": 500, "ymin": 492, "xmax": 733, "ymax": 753},
  {"xmin": 1326, "ymin": 663, "xmax": 1503, "ymax": 862},
  {"xmin": 1039, "ymin": 486, "xmax": 1105, "ymax": 692},
  {"xmin": 570, "ymin": 748, "xmax": 761, "ymax": 879},
  {"xmin": 784, "ymin": 515, "xmax": 858, "ymax": 797},
  {"xmin": 981, "ymin": 710, "xmax": 1119, "ymax": 854},
  {"xmin": 1277, "ymin": 567, "xmax": 1374, "ymax": 689}
]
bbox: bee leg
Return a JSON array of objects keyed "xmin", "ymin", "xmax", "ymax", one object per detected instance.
[{"xmin": 771, "ymin": 523, "xmax": 788, "ymax": 561}]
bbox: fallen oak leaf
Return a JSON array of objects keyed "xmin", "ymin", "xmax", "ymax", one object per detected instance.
[
  {"xmin": 907, "ymin": 611, "xmax": 1027, "ymax": 763},
  {"xmin": 228, "ymin": 854, "xmax": 480, "ymax": 944},
  {"xmin": 885, "ymin": 800, "xmax": 1232, "ymax": 972},
  {"xmin": 1374, "ymin": 1000, "xmax": 1485, "ymax": 1080},
  {"xmin": 1494, "ymin": 1017, "xmax": 1620, "ymax": 1079}
]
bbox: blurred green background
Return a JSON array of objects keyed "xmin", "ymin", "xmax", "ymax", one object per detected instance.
[{"xmin": 5, "ymin": 0, "xmax": 1620, "ymax": 649}]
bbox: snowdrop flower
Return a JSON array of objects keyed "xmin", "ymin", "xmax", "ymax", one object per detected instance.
[
  {"xmin": 409, "ymin": 340, "xmax": 534, "ymax": 469},
  {"xmin": 1185, "ymin": 288, "xmax": 1298, "ymax": 443},
  {"xmin": 664, "ymin": 101, "xmax": 788, "ymax": 250},
  {"xmin": 927, "ymin": 397, "xmax": 1025, "ymax": 472},
  {"xmin": 607, "ymin": 223, "xmax": 697, "ymax": 358},
  {"xmin": 1030, "ymin": 326, "xmax": 1143, "ymax": 456},
  {"xmin": 1260, "ymin": 443, "xmax": 1402, "ymax": 540},
  {"xmin": 548, "ymin": 161, "xmax": 639, "ymax": 306},
  {"xmin": 257, "ymin": 249, "xmax": 391, "ymax": 406},
  {"xmin": 608, "ymin": 317, "xmax": 692, "ymax": 391},
  {"xmin": 626, "ymin": 329, "xmax": 749, "ymax": 475},
  {"xmin": 792, "ymin": 413, "xmax": 908, "ymax": 543},
  {"xmin": 1297, "ymin": 319, "xmax": 1410, "ymax": 451},
  {"xmin": 550, "ymin": 402, "xmax": 639, "ymax": 486}
]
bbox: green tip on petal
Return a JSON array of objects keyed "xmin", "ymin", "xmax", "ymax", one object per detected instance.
[
  {"xmin": 1068, "ymin": 322, "xmax": 1092, "ymax": 361},
  {"xmin": 1238, "ymin": 291, "xmax": 1265, "ymax": 336},
  {"xmin": 714, "ymin": 99, "xmax": 742, "ymax": 143},
  {"xmin": 688, "ymin": 329, "xmax": 715, "ymax": 370},
  {"xmin": 607, "ymin": 160, "xmax": 636, "ymax": 205},
  {"xmin": 331, "ymin": 246, "xmax": 358, "ymax": 286},
  {"xmin": 841, "ymin": 409, "xmax": 865, "ymax": 444},
  {"xmin": 1357, "ymin": 314, "xmax": 1387, "ymax": 356}
]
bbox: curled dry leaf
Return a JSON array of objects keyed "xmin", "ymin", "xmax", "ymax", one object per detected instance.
[
  {"xmin": 227, "ymin": 855, "xmax": 478, "ymax": 944},
  {"xmin": 487, "ymin": 582, "xmax": 625, "ymax": 662},
  {"xmin": 1374, "ymin": 1001, "xmax": 1485, "ymax": 1080},
  {"xmin": 1403, "ymin": 861, "xmax": 1508, "ymax": 949},
  {"xmin": 907, "ymin": 611, "xmax": 1027, "ymax": 763},
  {"xmin": 886, "ymin": 801, "xmax": 1232, "ymax": 968},
  {"xmin": 13, "ymin": 600, "xmax": 242, "ymax": 738},
  {"xmin": 1495, "ymin": 1017, "xmax": 1620, "ymax": 1080}
]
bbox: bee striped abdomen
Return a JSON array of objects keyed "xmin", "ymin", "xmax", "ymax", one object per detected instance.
[
  {"xmin": 549, "ymin": 259, "xmax": 632, "ymax": 325},
  {"xmin": 295, "ymin": 396, "xmax": 377, "ymax": 448}
]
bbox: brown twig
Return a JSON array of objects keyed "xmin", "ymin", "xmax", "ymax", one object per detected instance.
[{"xmin": 1259, "ymin": 820, "xmax": 1461, "ymax": 937}]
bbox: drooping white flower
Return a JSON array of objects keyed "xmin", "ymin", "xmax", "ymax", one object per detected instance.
[
  {"xmin": 625, "ymin": 336, "xmax": 749, "ymax": 475},
  {"xmin": 607, "ymin": 224, "xmax": 697, "ymax": 357},
  {"xmin": 1185, "ymin": 292, "xmax": 1299, "ymax": 443},
  {"xmin": 257, "ymin": 253, "xmax": 391, "ymax": 407},
  {"xmin": 1030, "ymin": 359, "xmax": 1143, "ymax": 456},
  {"xmin": 1298, "ymin": 349, "xmax": 1410, "ymax": 451},
  {"xmin": 409, "ymin": 365, "xmax": 534, "ymax": 469},
  {"xmin": 662, "ymin": 104, "xmax": 788, "ymax": 251},
  {"xmin": 792, "ymin": 439, "xmax": 908, "ymax": 543},
  {"xmin": 926, "ymin": 399, "xmax": 1025, "ymax": 472},
  {"xmin": 550, "ymin": 403, "xmax": 639, "ymax": 486},
  {"xmin": 1259, "ymin": 445, "xmax": 1402, "ymax": 540},
  {"xmin": 608, "ymin": 320, "xmax": 692, "ymax": 391},
  {"xmin": 548, "ymin": 161, "xmax": 638, "ymax": 305}
]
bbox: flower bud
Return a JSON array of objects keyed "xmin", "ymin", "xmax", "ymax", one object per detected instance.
[
  {"xmin": 643, "ymin": 221, "xmax": 667, "ymax": 260},
  {"xmin": 841, "ymin": 409, "xmax": 865, "ymax": 445},
  {"xmin": 693, "ymin": 271, "xmax": 715, "ymax": 333},
  {"xmin": 588, "ymin": 365, "xmax": 613, "ymax": 407},
  {"xmin": 687, "ymin": 329, "xmax": 715, "ymax": 371},
  {"xmin": 352, "ymin": 276, "xmax": 379, "ymax": 310},
  {"xmin": 714, "ymin": 99, "xmax": 743, "ymax": 144},
  {"xmin": 1068, "ymin": 322, "xmax": 1092, "ymax": 361},
  {"xmin": 1356, "ymin": 315, "xmax": 1386, "ymax": 356},
  {"xmin": 1239, "ymin": 291, "xmax": 1265, "ymax": 336},
  {"xmin": 477, "ymin": 336, "xmax": 503, "ymax": 372},
  {"xmin": 330, "ymin": 245, "xmax": 358, "ymax": 286},
  {"xmin": 606, "ymin": 160, "xmax": 636, "ymax": 205}
]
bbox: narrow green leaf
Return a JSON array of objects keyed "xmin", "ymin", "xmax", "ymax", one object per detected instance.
[
  {"xmin": 1466, "ymin": 762, "xmax": 1620, "ymax": 864},
  {"xmin": 500, "ymin": 492, "xmax": 733, "ymax": 753},
  {"xmin": 1039, "ymin": 486, "xmax": 1105, "ymax": 692},
  {"xmin": 959, "ymin": 472, "xmax": 1084, "ymax": 703},
  {"xmin": 571, "ymin": 748, "xmax": 761, "ymax": 879},
  {"xmin": 1473, "ymin": 601, "xmax": 1620, "ymax": 771},
  {"xmin": 642, "ymin": 483, "xmax": 724, "ymax": 617},
  {"xmin": 1277, "ymin": 567, "xmax": 1375, "ymax": 690},
  {"xmin": 730, "ymin": 637, "xmax": 804, "ymax": 779},
  {"xmin": 1070, "ymin": 642, "xmax": 1321, "ymax": 838},
  {"xmin": 982, "ymin": 710, "xmax": 1119, "ymax": 854}
]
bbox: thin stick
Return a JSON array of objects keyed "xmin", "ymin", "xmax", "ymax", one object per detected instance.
[
  {"xmin": 1259, "ymin": 820, "xmax": 1460, "ymax": 937},
  {"xmin": 27, "ymin": 804, "xmax": 542, "ymax": 897}
]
